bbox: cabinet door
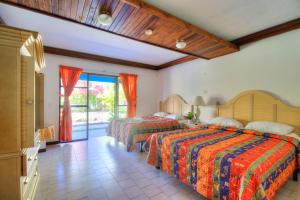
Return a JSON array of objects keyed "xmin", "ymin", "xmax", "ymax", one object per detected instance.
[
  {"xmin": 21, "ymin": 50, "xmax": 35, "ymax": 148},
  {"xmin": 0, "ymin": 155, "xmax": 21, "ymax": 200},
  {"xmin": 35, "ymin": 73, "xmax": 44, "ymax": 130},
  {"xmin": 0, "ymin": 46, "xmax": 21, "ymax": 154}
]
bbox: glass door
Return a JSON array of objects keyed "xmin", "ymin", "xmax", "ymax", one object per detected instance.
[
  {"xmin": 88, "ymin": 74, "xmax": 117, "ymax": 137},
  {"xmin": 59, "ymin": 73, "xmax": 128, "ymax": 141},
  {"xmin": 60, "ymin": 73, "xmax": 88, "ymax": 141}
]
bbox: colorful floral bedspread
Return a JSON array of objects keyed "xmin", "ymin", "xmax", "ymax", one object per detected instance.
[
  {"xmin": 146, "ymin": 125, "xmax": 300, "ymax": 200},
  {"xmin": 107, "ymin": 116, "xmax": 182, "ymax": 151}
]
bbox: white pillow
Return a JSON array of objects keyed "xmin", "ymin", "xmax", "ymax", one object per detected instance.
[
  {"xmin": 128, "ymin": 117, "xmax": 144, "ymax": 123},
  {"xmin": 245, "ymin": 121, "xmax": 294, "ymax": 135},
  {"xmin": 287, "ymin": 133, "xmax": 300, "ymax": 141},
  {"xmin": 165, "ymin": 114, "xmax": 180, "ymax": 120},
  {"xmin": 209, "ymin": 117, "xmax": 244, "ymax": 129},
  {"xmin": 153, "ymin": 112, "xmax": 168, "ymax": 117},
  {"xmin": 199, "ymin": 106, "xmax": 217, "ymax": 124}
]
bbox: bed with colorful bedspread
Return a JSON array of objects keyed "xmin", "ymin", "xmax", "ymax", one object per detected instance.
[
  {"xmin": 146, "ymin": 125, "xmax": 300, "ymax": 200},
  {"xmin": 107, "ymin": 116, "xmax": 183, "ymax": 152}
]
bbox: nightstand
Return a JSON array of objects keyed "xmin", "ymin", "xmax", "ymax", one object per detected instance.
[
  {"xmin": 179, "ymin": 120, "xmax": 201, "ymax": 129},
  {"xmin": 184, "ymin": 123, "xmax": 200, "ymax": 129}
]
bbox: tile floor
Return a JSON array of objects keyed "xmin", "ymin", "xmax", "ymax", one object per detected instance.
[
  {"xmin": 72, "ymin": 123, "xmax": 108, "ymax": 140},
  {"xmin": 36, "ymin": 136, "xmax": 300, "ymax": 200}
]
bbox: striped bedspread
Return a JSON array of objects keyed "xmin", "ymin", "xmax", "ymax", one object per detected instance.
[
  {"xmin": 107, "ymin": 116, "xmax": 182, "ymax": 152},
  {"xmin": 146, "ymin": 125, "xmax": 300, "ymax": 200}
]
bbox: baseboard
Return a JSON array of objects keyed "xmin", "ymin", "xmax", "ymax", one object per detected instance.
[
  {"xmin": 46, "ymin": 141, "xmax": 60, "ymax": 145},
  {"xmin": 38, "ymin": 148, "xmax": 46, "ymax": 153}
]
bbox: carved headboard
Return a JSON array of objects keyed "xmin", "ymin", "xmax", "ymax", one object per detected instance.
[
  {"xmin": 218, "ymin": 90, "xmax": 300, "ymax": 135},
  {"xmin": 159, "ymin": 94, "xmax": 192, "ymax": 116}
]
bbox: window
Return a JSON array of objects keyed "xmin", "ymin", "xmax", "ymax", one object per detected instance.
[
  {"xmin": 60, "ymin": 73, "xmax": 88, "ymax": 106},
  {"xmin": 88, "ymin": 74, "xmax": 116, "ymax": 123}
]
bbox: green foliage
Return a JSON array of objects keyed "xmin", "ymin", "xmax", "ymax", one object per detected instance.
[
  {"xmin": 101, "ymin": 89, "xmax": 115, "ymax": 112},
  {"xmin": 68, "ymin": 92, "xmax": 86, "ymax": 106},
  {"xmin": 118, "ymin": 106, "xmax": 127, "ymax": 119},
  {"xmin": 88, "ymin": 95, "xmax": 97, "ymax": 110},
  {"xmin": 187, "ymin": 112, "xmax": 194, "ymax": 120}
]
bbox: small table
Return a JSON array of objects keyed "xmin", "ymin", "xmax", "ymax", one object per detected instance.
[
  {"xmin": 179, "ymin": 120, "xmax": 201, "ymax": 129},
  {"xmin": 184, "ymin": 123, "xmax": 200, "ymax": 129}
]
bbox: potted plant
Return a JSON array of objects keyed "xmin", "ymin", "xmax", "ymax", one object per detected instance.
[{"xmin": 186, "ymin": 112, "xmax": 194, "ymax": 124}]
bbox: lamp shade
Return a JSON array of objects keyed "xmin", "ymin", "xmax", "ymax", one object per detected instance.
[
  {"xmin": 193, "ymin": 96, "xmax": 205, "ymax": 106},
  {"xmin": 39, "ymin": 125, "xmax": 55, "ymax": 141}
]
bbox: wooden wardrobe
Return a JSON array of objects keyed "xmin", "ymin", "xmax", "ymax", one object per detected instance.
[{"xmin": 0, "ymin": 25, "xmax": 46, "ymax": 200}]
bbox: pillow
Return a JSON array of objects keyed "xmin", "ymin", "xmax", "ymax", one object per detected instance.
[
  {"xmin": 128, "ymin": 117, "xmax": 144, "ymax": 123},
  {"xmin": 153, "ymin": 112, "xmax": 168, "ymax": 117},
  {"xmin": 165, "ymin": 114, "xmax": 180, "ymax": 120},
  {"xmin": 209, "ymin": 117, "xmax": 244, "ymax": 129},
  {"xmin": 245, "ymin": 121, "xmax": 294, "ymax": 135},
  {"xmin": 287, "ymin": 133, "xmax": 300, "ymax": 141},
  {"xmin": 199, "ymin": 105, "xmax": 217, "ymax": 124}
]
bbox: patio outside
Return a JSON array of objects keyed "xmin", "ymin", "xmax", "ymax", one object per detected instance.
[{"xmin": 61, "ymin": 73, "xmax": 127, "ymax": 141}]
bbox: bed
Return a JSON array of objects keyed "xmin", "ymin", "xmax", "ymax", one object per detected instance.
[
  {"xmin": 107, "ymin": 94, "xmax": 191, "ymax": 152},
  {"xmin": 146, "ymin": 90, "xmax": 300, "ymax": 200}
]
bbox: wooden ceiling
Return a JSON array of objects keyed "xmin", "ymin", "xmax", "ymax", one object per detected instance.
[{"xmin": 2, "ymin": 0, "xmax": 239, "ymax": 61}]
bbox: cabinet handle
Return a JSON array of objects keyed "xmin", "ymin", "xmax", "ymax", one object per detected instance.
[
  {"xmin": 26, "ymin": 100, "xmax": 33, "ymax": 105},
  {"xmin": 24, "ymin": 178, "xmax": 28, "ymax": 185},
  {"xmin": 34, "ymin": 156, "xmax": 38, "ymax": 161},
  {"xmin": 27, "ymin": 156, "xmax": 32, "ymax": 161},
  {"xmin": 34, "ymin": 171, "xmax": 38, "ymax": 177}
]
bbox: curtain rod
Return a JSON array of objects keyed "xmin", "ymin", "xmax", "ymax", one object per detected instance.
[
  {"xmin": 83, "ymin": 68, "xmax": 139, "ymax": 77},
  {"xmin": 83, "ymin": 69, "xmax": 120, "ymax": 77}
]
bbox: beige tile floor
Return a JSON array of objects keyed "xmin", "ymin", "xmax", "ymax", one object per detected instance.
[{"xmin": 36, "ymin": 136, "xmax": 300, "ymax": 200}]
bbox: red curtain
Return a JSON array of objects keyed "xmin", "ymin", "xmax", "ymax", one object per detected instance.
[
  {"xmin": 59, "ymin": 65, "xmax": 83, "ymax": 142},
  {"xmin": 120, "ymin": 73, "xmax": 138, "ymax": 118}
]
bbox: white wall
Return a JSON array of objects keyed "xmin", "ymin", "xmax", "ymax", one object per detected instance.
[
  {"xmin": 43, "ymin": 54, "xmax": 159, "ymax": 141},
  {"xmin": 158, "ymin": 29, "xmax": 300, "ymax": 107}
]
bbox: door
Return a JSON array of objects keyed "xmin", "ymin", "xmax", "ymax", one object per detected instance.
[
  {"xmin": 59, "ymin": 73, "xmax": 128, "ymax": 141},
  {"xmin": 88, "ymin": 74, "xmax": 117, "ymax": 137},
  {"xmin": 60, "ymin": 73, "xmax": 88, "ymax": 141}
]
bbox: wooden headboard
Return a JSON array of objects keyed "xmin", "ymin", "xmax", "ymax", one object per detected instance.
[
  {"xmin": 159, "ymin": 94, "xmax": 192, "ymax": 116},
  {"xmin": 218, "ymin": 90, "xmax": 300, "ymax": 135}
]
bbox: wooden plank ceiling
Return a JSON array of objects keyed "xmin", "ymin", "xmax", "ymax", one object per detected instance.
[{"xmin": 3, "ymin": 0, "xmax": 239, "ymax": 63}]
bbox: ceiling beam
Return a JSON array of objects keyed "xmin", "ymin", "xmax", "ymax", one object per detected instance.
[
  {"xmin": 159, "ymin": 18, "xmax": 300, "ymax": 69},
  {"xmin": 231, "ymin": 18, "xmax": 300, "ymax": 46},
  {"xmin": 121, "ymin": 0, "xmax": 238, "ymax": 51},
  {"xmin": 158, "ymin": 55, "xmax": 198, "ymax": 69},
  {"xmin": 120, "ymin": 0, "xmax": 142, "ymax": 8},
  {"xmin": 44, "ymin": 46, "xmax": 158, "ymax": 70}
]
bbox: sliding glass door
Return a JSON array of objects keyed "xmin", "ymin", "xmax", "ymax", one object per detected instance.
[
  {"xmin": 60, "ymin": 73, "xmax": 88, "ymax": 141},
  {"xmin": 88, "ymin": 74, "xmax": 117, "ymax": 137},
  {"xmin": 59, "ymin": 73, "xmax": 127, "ymax": 141}
]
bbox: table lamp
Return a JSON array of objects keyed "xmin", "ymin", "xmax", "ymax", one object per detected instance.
[
  {"xmin": 193, "ymin": 96, "xmax": 205, "ymax": 123},
  {"xmin": 39, "ymin": 125, "xmax": 55, "ymax": 141}
]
